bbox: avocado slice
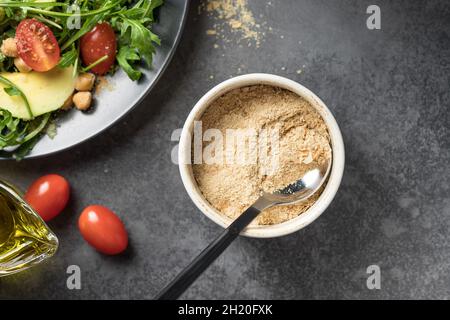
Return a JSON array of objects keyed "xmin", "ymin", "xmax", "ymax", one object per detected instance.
[{"xmin": 0, "ymin": 66, "xmax": 76, "ymax": 120}]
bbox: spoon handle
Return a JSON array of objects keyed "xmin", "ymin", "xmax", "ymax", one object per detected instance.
[{"xmin": 156, "ymin": 205, "xmax": 262, "ymax": 300}]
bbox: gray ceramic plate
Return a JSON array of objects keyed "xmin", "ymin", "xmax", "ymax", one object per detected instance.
[{"xmin": 3, "ymin": 0, "xmax": 189, "ymax": 159}]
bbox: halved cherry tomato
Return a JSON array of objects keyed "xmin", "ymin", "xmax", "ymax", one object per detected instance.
[
  {"xmin": 25, "ymin": 174, "xmax": 70, "ymax": 222},
  {"xmin": 80, "ymin": 23, "xmax": 117, "ymax": 75},
  {"xmin": 78, "ymin": 205, "xmax": 128, "ymax": 255},
  {"xmin": 15, "ymin": 19, "xmax": 61, "ymax": 72}
]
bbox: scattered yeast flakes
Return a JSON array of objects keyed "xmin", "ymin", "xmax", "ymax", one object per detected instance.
[
  {"xmin": 199, "ymin": 0, "xmax": 265, "ymax": 47},
  {"xmin": 95, "ymin": 76, "xmax": 115, "ymax": 95}
]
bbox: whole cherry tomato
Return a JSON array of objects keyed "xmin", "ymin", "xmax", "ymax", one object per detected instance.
[
  {"xmin": 25, "ymin": 174, "xmax": 70, "ymax": 221},
  {"xmin": 78, "ymin": 205, "xmax": 128, "ymax": 255},
  {"xmin": 15, "ymin": 19, "xmax": 61, "ymax": 72},
  {"xmin": 80, "ymin": 22, "xmax": 117, "ymax": 75}
]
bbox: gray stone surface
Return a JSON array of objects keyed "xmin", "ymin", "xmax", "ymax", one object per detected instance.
[{"xmin": 0, "ymin": 0, "xmax": 449, "ymax": 299}]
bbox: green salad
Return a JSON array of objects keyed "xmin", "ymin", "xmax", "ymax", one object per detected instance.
[{"xmin": 0, "ymin": 0, "xmax": 163, "ymax": 159}]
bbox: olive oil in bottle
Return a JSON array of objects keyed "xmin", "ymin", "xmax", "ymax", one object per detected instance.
[{"xmin": 0, "ymin": 180, "xmax": 58, "ymax": 277}]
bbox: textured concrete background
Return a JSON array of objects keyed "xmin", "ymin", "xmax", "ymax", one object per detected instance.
[{"xmin": 0, "ymin": 0, "xmax": 449, "ymax": 299}]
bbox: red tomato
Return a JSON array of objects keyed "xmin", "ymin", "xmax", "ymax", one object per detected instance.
[
  {"xmin": 80, "ymin": 23, "xmax": 117, "ymax": 75},
  {"xmin": 78, "ymin": 205, "xmax": 128, "ymax": 255},
  {"xmin": 25, "ymin": 174, "xmax": 70, "ymax": 222},
  {"xmin": 15, "ymin": 19, "xmax": 61, "ymax": 72}
]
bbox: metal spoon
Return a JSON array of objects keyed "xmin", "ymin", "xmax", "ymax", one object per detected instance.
[{"xmin": 156, "ymin": 160, "xmax": 332, "ymax": 300}]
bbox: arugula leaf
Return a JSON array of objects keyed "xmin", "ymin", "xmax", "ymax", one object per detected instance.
[
  {"xmin": 120, "ymin": 18, "xmax": 160, "ymax": 66},
  {"xmin": 58, "ymin": 45, "xmax": 78, "ymax": 68},
  {"xmin": 0, "ymin": 109, "xmax": 25, "ymax": 148},
  {"xmin": 118, "ymin": 0, "xmax": 162, "ymax": 21},
  {"xmin": 112, "ymin": 0, "xmax": 163, "ymax": 80},
  {"xmin": 0, "ymin": 109, "xmax": 50, "ymax": 159},
  {"xmin": 117, "ymin": 46, "xmax": 142, "ymax": 81},
  {"xmin": 12, "ymin": 134, "xmax": 40, "ymax": 160},
  {"xmin": 143, "ymin": 0, "xmax": 164, "ymax": 21},
  {"xmin": 0, "ymin": 0, "xmax": 123, "ymax": 18}
]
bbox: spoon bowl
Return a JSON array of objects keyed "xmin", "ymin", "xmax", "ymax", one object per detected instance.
[{"xmin": 260, "ymin": 160, "xmax": 332, "ymax": 208}]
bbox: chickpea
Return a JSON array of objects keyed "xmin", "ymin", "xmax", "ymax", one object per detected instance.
[
  {"xmin": 73, "ymin": 92, "xmax": 92, "ymax": 111},
  {"xmin": 14, "ymin": 57, "xmax": 32, "ymax": 73},
  {"xmin": 1, "ymin": 38, "xmax": 18, "ymax": 58},
  {"xmin": 75, "ymin": 73, "xmax": 96, "ymax": 91},
  {"xmin": 61, "ymin": 93, "xmax": 74, "ymax": 110}
]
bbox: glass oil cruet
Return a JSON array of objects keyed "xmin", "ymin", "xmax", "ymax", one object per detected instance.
[{"xmin": 0, "ymin": 179, "xmax": 58, "ymax": 276}]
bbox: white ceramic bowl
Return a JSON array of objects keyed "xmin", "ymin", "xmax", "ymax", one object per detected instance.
[{"xmin": 179, "ymin": 74, "xmax": 345, "ymax": 238}]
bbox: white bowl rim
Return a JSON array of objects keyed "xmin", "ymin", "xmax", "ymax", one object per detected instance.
[{"xmin": 179, "ymin": 73, "xmax": 345, "ymax": 238}]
